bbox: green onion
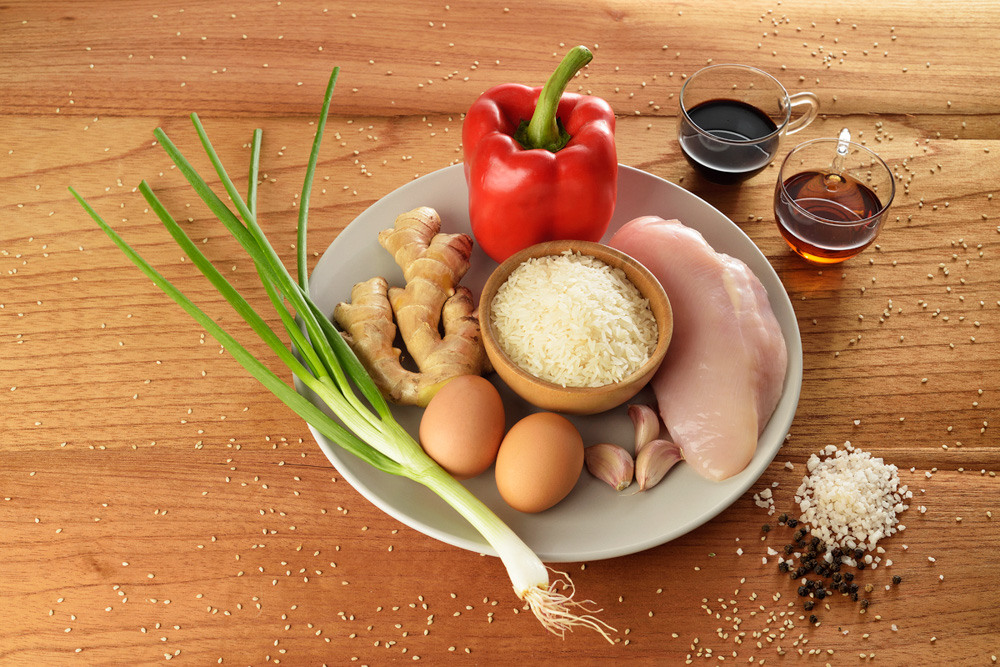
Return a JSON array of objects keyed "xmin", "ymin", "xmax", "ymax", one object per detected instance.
[{"xmin": 70, "ymin": 66, "xmax": 613, "ymax": 642}]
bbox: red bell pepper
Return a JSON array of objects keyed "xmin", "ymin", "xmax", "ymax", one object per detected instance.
[{"xmin": 462, "ymin": 46, "xmax": 617, "ymax": 263}]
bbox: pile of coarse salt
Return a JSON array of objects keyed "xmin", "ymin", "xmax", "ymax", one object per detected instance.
[{"xmin": 795, "ymin": 441, "xmax": 910, "ymax": 554}]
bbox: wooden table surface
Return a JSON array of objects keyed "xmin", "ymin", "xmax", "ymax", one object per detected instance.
[{"xmin": 3, "ymin": 1, "xmax": 998, "ymax": 664}]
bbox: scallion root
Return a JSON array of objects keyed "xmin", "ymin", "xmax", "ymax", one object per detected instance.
[{"xmin": 520, "ymin": 568, "xmax": 617, "ymax": 644}]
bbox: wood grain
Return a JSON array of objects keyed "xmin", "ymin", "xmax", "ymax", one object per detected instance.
[{"xmin": 2, "ymin": 0, "xmax": 999, "ymax": 665}]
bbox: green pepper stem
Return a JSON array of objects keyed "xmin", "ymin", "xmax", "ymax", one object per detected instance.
[{"xmin": 523, "ymin": 45, "xmax": 593, "ymax": 152}]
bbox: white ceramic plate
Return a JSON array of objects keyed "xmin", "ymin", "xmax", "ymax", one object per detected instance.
[{"xmin": 301, "ymin": 164, "xmax": 802, "ymax": 563}]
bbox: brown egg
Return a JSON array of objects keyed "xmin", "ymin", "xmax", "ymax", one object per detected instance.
[
  {"xmin": 494, "ymin": 412, "xmax": 584, "ymax": 513},
  {"xmin": 419, "ymin": 375, "xmax": 505, "ymax": 480}
]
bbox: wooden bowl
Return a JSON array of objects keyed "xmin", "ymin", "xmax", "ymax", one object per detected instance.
[{"xmin": 479, "ymin": 240, "xmax": 673, "ymax": 415}]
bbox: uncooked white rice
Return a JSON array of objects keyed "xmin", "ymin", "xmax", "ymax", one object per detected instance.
[
  {"xmin": 490, "ymin": 251, "xmax": 657, "ymax": 388},
  {"xmin": 795, "ymin": 441, "xmax": 910, "ymax": 553}
]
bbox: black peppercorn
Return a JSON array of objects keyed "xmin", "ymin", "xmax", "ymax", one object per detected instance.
[
  {"xmin": 854, "ymin": 548, "xmax": 865, "ymax": 560},
  {"xmin": 811, "ymin": 536, "xmax": 820, "ymax": 547},
  {"xmin": 844, "ymin": 572, "xmax": 854, "ymax": 582},
  {"xmin": 762, "ymin": 523, "xmax": 771, "ymax": 533},
  {"xmin": 809, "ymin": 614, "xmax": 819, "ymax": 624},
  {"xmin": 784, "ymin": 544, "xmax": 794, "ymax": 555},
  {"xmin": 849, "ymin": 583, "xmax": 859, "ymax": 594},
  {"xmin": 804, "ymin": 600, "xmax": 815, "ymax": 611},
  {"xmin": 798, "ymin": 585, "xmax": 809, "ymax": 597},
  {"xmin": 850, "ymin": 592, "xmax": 859, "ymax": 602},
  {"xmin": 779, "ymin": 513, "xmax": 788, "ymax": 524},
  {"xmin": 857, "ymin": 561, "xmax": 866, "ymax": 571},
  {"xmin": 815, "ymin": 588, "xmax": 827, "ymax": 600},
  {"xmin": 779, "ymin": 561, "xmax": 789, "ymax": 573},
  {"xmin": 794, "ymin": 529, "xmax": 807, "ymax": 541},
  {"xmin": 860, "ymin": 598, "xmax": 870, "ymax": 609},
  {"xmin": 787, "ymin": 519, "xmax": 799, "ymax": 528},
  {"xmin": 832, "ymin": 547, "xmax": 843, "ymax": 560},
  {"xmin": 832, "ymin": 573, "xmax": 842, "ymax": 584},
  {"xmin": 892, "ymin": 575, "xmax": 902, "ymax": 585}
]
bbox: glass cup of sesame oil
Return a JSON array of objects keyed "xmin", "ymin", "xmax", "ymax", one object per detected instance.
[{"xmin": 773, "ymin": 131, "xmax": 896, "ymax": 264}]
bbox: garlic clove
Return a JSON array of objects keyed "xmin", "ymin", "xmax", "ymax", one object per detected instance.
[
  {"xmin": 628, "ymin": 404, "xmax": 660, "ymax": 457},
  {"xmin": 635, "ymin": 438, "xmax": 683, "ymax": 491},
  {"xmin": 584, "ymin": 443, "xmax": 634, "ymax": 492}
]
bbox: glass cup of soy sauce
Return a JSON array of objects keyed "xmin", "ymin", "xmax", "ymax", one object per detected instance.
[
  {"xmin": 774, "ymin": 137, "xmax": 895, "ymax": 264},
  {"xmin": 678, "ymin": 64, "xmax": 820, "ymax": 184}
]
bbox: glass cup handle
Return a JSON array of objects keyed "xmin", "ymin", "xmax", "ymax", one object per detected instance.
[{"xmin": 785, "ymin": 92, "xmax": 820, "ymax": 135}]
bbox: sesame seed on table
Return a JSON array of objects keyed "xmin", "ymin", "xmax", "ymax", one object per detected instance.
[{"xmin": 1, "ymin": 1, "xmax": 998, "ymax": 665}]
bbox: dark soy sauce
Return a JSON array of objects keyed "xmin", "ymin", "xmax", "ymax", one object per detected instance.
[
  {"xmin": 774, "ymin": 170, "xmax": 884, "ymax": 263},
  {"xmin": 679, "ymin": 99, "xmax": 780, "ymax": 184}
]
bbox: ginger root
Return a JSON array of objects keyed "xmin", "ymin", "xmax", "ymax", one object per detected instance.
[{"xmin": 334, "ymin": 206, "xmax": 491, "ymax": 406}]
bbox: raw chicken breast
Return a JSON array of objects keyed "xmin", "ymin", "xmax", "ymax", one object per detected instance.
[{"xmin": 609, "ymin": 216, "xmax": 787, "ymax": 481}]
